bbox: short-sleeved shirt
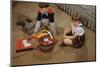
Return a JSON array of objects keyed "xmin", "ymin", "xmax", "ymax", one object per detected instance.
[{"xmin": 72, "ymin": 23, "xmax": 85, "ymax": 36}]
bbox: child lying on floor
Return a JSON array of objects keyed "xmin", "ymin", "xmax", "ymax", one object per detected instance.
[
  {"xmin": 61, "ymin": 17, "xmax": 85, "ymax": 48},
  {"xmin": 16, "ymin": 19, "xmax": 35, "ymax": 35}
]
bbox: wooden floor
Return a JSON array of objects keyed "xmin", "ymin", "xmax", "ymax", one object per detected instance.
[{"xmin": 11, "ymin": 2, "xmax": 96, "ymax": 66}]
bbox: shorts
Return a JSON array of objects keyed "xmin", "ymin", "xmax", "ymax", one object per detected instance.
[{"xmin": 66, "ymin": 32, "xmax": 80, "ymax": 48}]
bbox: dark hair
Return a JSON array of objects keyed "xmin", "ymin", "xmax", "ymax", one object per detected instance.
[
  {"xmin": 72, "ymin": 11, "xmax": 81, "ymax": 21},
  {"xmin": 72, "ymin": 18, "xmax": 80, "ymax": 21},
  {"xmin": 39, "ymin": 3, "xmax": 49, "ymax": 8},
  {"xmin": 72, "ymin": 16, "xmax": 80, "ymax": 21},
  {"xmin": 26, "ymin": 19, "xmax": 32, "ymax": 23}
]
